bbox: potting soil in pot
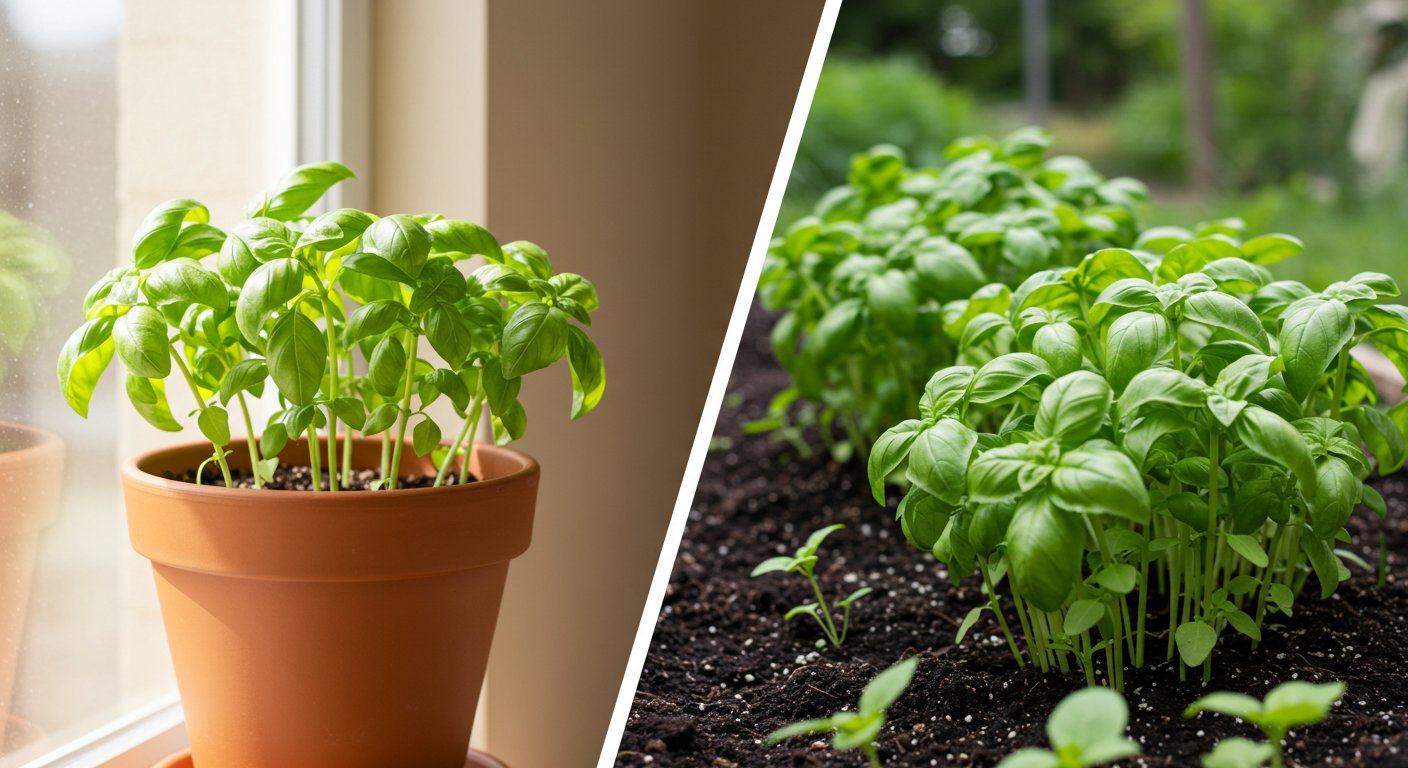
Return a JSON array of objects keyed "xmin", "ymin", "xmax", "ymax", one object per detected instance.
[{"xmin": 168, "ymin": 464, "xmax": 477, "ymax": 490}]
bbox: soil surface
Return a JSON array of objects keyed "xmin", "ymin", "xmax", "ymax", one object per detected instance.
[
  {"xmin": 616, "ymin": 303, "xmax": 1408, "ymax": 768},
  {"xmin": 169, "ymin": 463, "xmax": 474, "ymax": 490}
]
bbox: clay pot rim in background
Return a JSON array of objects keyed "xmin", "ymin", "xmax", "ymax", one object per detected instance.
[
  {"xmin": 0, "ymin": 421, "xmax": 65, "ymax": 536},
  {"xmin": 0, "ymin": 421, "xmax": 64, "ymax": 470}
]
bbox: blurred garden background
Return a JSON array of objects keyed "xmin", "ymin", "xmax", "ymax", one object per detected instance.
[{"xmin": 783, "ymin": 0, "xmax": 1408, "ymax": 292}]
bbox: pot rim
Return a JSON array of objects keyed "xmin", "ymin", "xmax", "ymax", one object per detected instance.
[
  {"xmin": 121, "ymin": 435, "xmax": 538, "ymax": 500},
  {"xmin": 0, "ymin": 421, "xmax": 64, "ymax": 468}
]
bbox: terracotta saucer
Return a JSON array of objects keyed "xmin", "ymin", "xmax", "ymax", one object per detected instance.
[{"xmin": 153, "ymin": 748, "xmax": 508, "ymax": 768}]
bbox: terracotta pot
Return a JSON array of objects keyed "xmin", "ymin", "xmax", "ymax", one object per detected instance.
[
  {"xmin": 152, "ymin": 747, "xmax": 509, "ymax": 768},
  {"xmin": 122, "ymin": 437, "xmax": 537, "ymax": 768},
  {"xmin": 0, "ymin": 423, "xmax": 64, "ymax": 722}
]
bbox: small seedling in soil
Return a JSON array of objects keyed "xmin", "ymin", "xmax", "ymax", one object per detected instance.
[
  {"xmin": 1186, "ymin": 680, "xmax": 1345, "ymax": 768},
  {"xmin": 764, "ymin": 656, "xmax": 917, "ymax": 767},
  {"xmin": 58, "ymin": 162, "xmax": 605, "ymax": 491},
  {"xmin": 996, "ymin": 687, "xmax": 1140, "ymax": 768},
  {"xmin": 752, "ymin": 523, "xmax": 871, "ymax": 648}
]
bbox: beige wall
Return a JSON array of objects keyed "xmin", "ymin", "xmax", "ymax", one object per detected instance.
[{"xmin": 483, "ymin": 1, "xmax": 822, "ymax": 763}]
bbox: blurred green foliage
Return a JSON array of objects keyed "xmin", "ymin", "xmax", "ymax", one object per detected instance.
[
  {"xmin": 788, "ymin": 56, "xmax": 979, "ymax": 206},
  {"xmin": 1154, "ymin": 181, "xmax": 1408, "ymax": 298},
  {"xmin": 1106, "ymin": 0, "xmax": 1358, "ymax": 188},
  {"xmin": 0, "ymin": 211, "xmax": 66, "ymax": 380}
]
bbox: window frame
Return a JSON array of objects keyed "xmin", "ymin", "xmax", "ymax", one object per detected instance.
[{"xmin": 10, "ymin": 1, "xmax": 370, "ymax": 765}]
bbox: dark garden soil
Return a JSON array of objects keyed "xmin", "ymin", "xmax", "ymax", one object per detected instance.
[
  {"xmin": 616, "ymin": 303, "xmax": 1408, "ymax": 768},
  {"xmin": 170, "ymin": 464, "xmax": 474, "ymax": 491}
]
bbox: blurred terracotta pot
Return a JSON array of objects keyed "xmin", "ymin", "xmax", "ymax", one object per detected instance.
[
  {"xmin": 0, "ymin": 423, "xmax": 63, "ymax": 723},
  {"xmin": 152, "ymin": 747, "xmax": 510, "ymax": 768},
  {"xmin": 123, "ymin": 437, "xmax": 537, "ymax": 768}
]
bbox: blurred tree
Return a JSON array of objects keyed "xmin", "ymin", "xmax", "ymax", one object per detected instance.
[{"xmin": 1108, "ymin": 0, "xmax": 1358, "ymax": 189}]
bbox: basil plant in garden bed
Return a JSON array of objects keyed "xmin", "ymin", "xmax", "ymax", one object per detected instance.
[
  {"xmin": 869, "ymin": 222, "xmax": 1408, "ymax": 689},
  {"xmin": 57, "ymin": 162, "xmax": 604, "ymax": 490},
  {"xmin": 757, "ymin": 128, "xmax": 1147, "ymax": 459}
]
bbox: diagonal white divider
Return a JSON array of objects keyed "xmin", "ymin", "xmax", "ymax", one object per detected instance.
[{"xmin": 593, "ymin": 2, "xmax": 843, "ymax": 763}]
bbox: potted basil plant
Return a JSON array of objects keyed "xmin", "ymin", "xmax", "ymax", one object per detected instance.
[{"xmin": 57, "ymin": 162, "xmax": 605, "ymax": 768}]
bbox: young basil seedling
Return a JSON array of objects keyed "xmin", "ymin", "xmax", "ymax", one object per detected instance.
[
  {"xmin": 1186, "ymin": 680, "xmax": 1345, "ymax": 768},
  {"xmin": 752, "ymin": 524, "xmax": 872, "ymax": 649},
  {"xmin": 765, "ymin": 656, "xmax": 917, "ymax": 768},
  {"xmin": 995, "ymin": 687, "xmax": 1140, "ymax": 768},
  {"xmin": 59, "ymin": 162, "xmax": 606, "ymax": 491}
]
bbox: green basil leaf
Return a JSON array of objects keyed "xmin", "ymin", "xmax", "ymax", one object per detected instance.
[
  {"xmin": 913, "ymin": 237, "xmax": 986, "ymax": 301},
  {"xmin": 218, "ymin": 359, "xmax": 268, "ymax": 405},
  {"xmin": 1050, "ymin": 443, "xmax": 1150, "ymax": 523},
  {"xmin": 425, "ymin": 305, "xmax": 475, "ymax": 366},
  {"xmin": 1300, "ymin": 534, "xmax": 1341, "ymax": 598},
  {"xmin": 426, "ymin": 218, "xmax": 504, "ymax": 263},
  {"xmin": 261, "ymin": 420, "xmax": 289, "ymax": 458},
  {"xmin": 361, "ymin": 402, "xmax": 400, "ymax": 436},
  {"xmin": 1104, "ymin": 311, "xmax": 1173, "ymax": 392},
  {"xmin": 197, "ymin": 405, "xmax": 232, "ymax": 446},
  {"xmin": 56, "ymin": 315, "xmax": 115, "ymax": 417},
  {"xmin": 244, "ymin": 161, "xmax": 354, "ymax": 221},
  {"xmin": 132, "ymin": 198, "xmax": 209, "ymax": 268},
  {"xmin": 1118, "ymin": 368, "xmax": 1208, "ymax": 420},
  {"xmin": 1307, "ymin": 457, "xmax": 1358, "ymax": 538},
  {"xmin": 266, "ymin": 312, "xmax": 328, "ymax": 405},
  {"xmin": 297, "ymin": 207, "xmax": 374, "ymax": 251},
  {"xmin": 1348, "ymin": 405, "xmax": 1406, "ymax": 473},
  {"xmin": 868, "ymin": 419, "xmax": 923, "ymax": 503},
  {"xmin": 1202, "ymin": 257, "xmax": 1271, "ymax": 294},
  {"xmin": 1175, "ymin": 621, "xmax": 1217, "ymax": 666},
  {"xmin": 1032, "ymin": 322, "xmax": 1082, "ymax": 377},
  {"xmin": 362, "ymin": 214, "xmax": 431, "ymax": 280},
  {"xmin": 866, "ymin": 270, "xmax": 916, "ymax": 331},
  {"xmin": 1233, "ymin": 405, "xmax": 1317, "ymax": 496},
  {"xmin": 144, "ymin": 258, "xmax": 228, "ymax": 312},
  {"xmin": 345, "ymin": 300, "xmax": 412, "ymax": 346},
  {"xmin": 412, "ymin": 416, "xmax": 442, "ymax": 457},
  {"xmin": 968, "ymin": 439, "xmax": 1059, "ymax": 502},
  {"xmin": 1240, "ymin": 233, "xmax": 1304, "ymax": 265},
  {"xmin": 1006, "ymin": 493, "xmax": 1081, "ymax": 612},
  {"xmin": 330, "ymin": 396, "xmax": 366, "ymax": 430},
  {"xmin": 1278, "ymin": 297, "xmax": 1352, "ymax": 401},
  {"xmin": 483, "ymin": 358, "xmax": 521, "ymax": 416},
  {"xmin": 501, "ymin": 301, "xmax": 568, "ymax": 377},
  {"xmin": 1182, "ymin": 291, "xmax": 1268, "ymax": 351},
  {"xmin": 806, "ymin": 298, "xmax": 864, "ymax": 364},
  {"xmin": 906, "ymin": 418, "xmax": 978, "ymax": 505},
  {"xmin": 1036, "ymin": 371, "xmax": 1113, "ymax": 445},
  {"xmin": 235, "ymin": 259, "xmax": 304, "ymax": 345},
  {"xmin": 218, "ymin": 217, "xmax": 293, "ymax": 286},
  {"xmin": 368, "ymin": 336, "xmax": 407, "ymax": 398},
  {"xmin": 567, "ymin": 326, "xmax": 606, "ymax": 419},
  {"xmin": 919, "ymin": 366, "xmax": 977, "ymax": 419},
  {"xmin": 492, "ymin": 398, "xmax": 528, "ymax": 444},
  {"xmin": 113, "ymin": 305, "xmax": 171, "ymax": 379},
  {"xmin": 502, "ymin": 241, "xmax": 553, "ymax": 279},
  {"xmin": 341, "ymin": 252, "xmax": 416, "ymax": 286},
  {"xmin": 125, "ymin": 375, "xmax": 182, "ymax": 432},
  {"xmin": 969, "ymin": 353, "xmax": 1052, "ymax": 404}
]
